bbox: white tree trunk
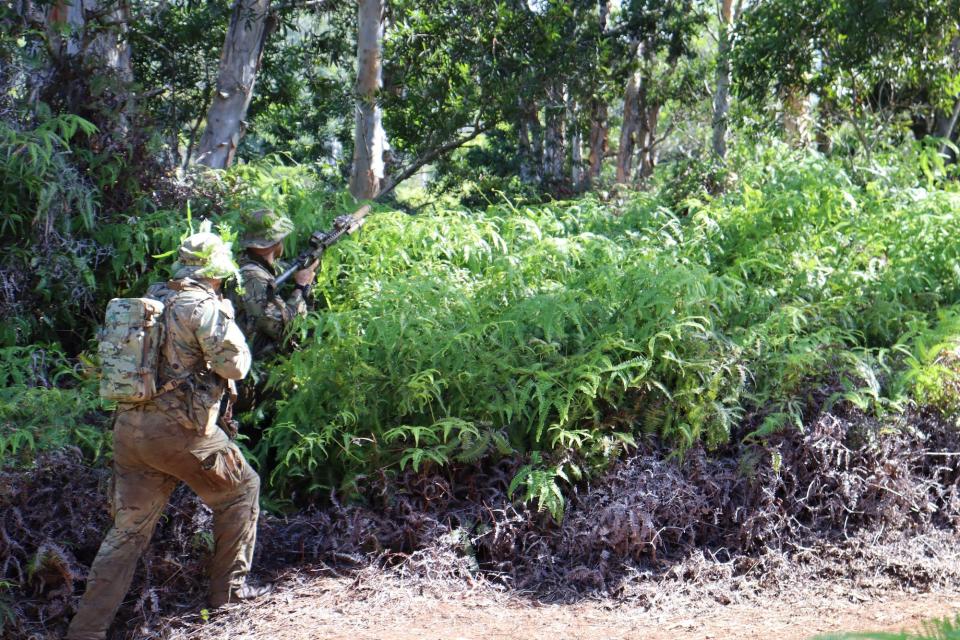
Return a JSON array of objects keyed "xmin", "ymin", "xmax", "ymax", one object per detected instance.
[
  {"xmin": 48, "ymin": 0, "xmax": 131, "ymax": 75},
  {"xmin": 711, "ymin": 0, "xmax": 736, "ymax": 159},
  {"xmin": 196, "ymin": 0, "xmax": 272, "ymax": 169},
  {"xmin": 349, "ymin": 0, "xmax": 387, "ymax": 200},
  {"xmin": 935, "ymin": 100, "xmax": 960, "ymax": 144}
]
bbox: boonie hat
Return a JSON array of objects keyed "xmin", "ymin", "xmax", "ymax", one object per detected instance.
[
  {"xmin": 173, "ymin": 221, "xmax": 240, "ymax": 281},
  {"xmin": 240, "ymin": 208, "xmax": 294, "ymax": 249}
]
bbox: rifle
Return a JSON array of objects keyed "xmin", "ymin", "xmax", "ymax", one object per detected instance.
[{"xmin": 274, "ymin": 204, "xmax": 372, "ymax": 287}]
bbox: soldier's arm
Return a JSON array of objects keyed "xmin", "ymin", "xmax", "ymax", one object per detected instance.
[
  {"xmin": 242, "ymin": 272, "xmax": 308, "ymax": 341},
  {"xmin": 194, "ymin": 298, "xmax": 252, "ymax": 380}
]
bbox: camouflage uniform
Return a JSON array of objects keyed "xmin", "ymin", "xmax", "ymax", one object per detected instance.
[
  {"xmin": 67, "ymin": 234, "xmax": 258, "ymax": 640},
  {"xmin": 233, "ymin": 209, "xmax": 309, "ymax": 359},
  {"xmin": 235, "ymin": 255, "xmax": 309, "ymax": 358}
]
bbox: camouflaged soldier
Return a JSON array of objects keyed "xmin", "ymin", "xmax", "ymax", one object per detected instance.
[
  {"xmin": 67, "ymin": 229, "xmax": 267, "ymax": 640},
  {"xmin": 234, "ymin": 208, "xmax": 318, "ymax": 359}
]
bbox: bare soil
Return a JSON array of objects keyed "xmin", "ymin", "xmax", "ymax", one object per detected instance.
[{"xmin": 163, "ymin": 574, "xmax": 960, "ymax": 640}]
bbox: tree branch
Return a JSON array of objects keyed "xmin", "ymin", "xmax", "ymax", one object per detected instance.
[{"xmin": 378, "ymin": 123, "xmax": 491, "ymax": 199}]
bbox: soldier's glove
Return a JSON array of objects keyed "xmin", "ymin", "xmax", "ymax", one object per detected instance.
[{"xmin": 220, "ymin": 416, "xmax": 240, "ymax": 440}]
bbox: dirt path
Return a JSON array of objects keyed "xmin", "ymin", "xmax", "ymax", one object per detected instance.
[{"xmin": 165, "ymin": 576, "xmax": 960, "ymax": 640}]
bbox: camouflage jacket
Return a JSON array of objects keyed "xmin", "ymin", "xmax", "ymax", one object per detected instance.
[
  {"xmin": 144, "ymin": 278, "xmax": 251, "ymax": 434},
  {"xmin": 232, "ymin": 256, "xmax": 308, "ymax": 358}
]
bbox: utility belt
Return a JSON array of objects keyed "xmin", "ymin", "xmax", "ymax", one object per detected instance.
[{"xmin": 135, "ymin": 370, "xmax": 239, "ymax": 438}]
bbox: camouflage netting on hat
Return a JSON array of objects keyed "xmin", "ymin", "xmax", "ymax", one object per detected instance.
[
  {"xmin": 240, "ymin": 208, "xmax": 295, "ymax": 249},
  {"xmin": 173, "ymin": 220, "xmax": 241, "ymax": 281}
]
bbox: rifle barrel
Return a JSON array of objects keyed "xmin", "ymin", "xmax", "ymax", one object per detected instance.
[
  {"xmin": 275, "ymin": 262, "xmax": 301, "ymax": 287},
  {"xmin": 271, "ymin": 204, "xmax": 373, "ymax": 288}
]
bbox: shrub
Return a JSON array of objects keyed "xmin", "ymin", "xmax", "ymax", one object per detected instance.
[
  {"xmin": 0, "ymin": 346, "xmax": 110, "ymax": 467},
  {"xmin": 252, "ymin": 142, "xmax": 960, "ymax": 512}
]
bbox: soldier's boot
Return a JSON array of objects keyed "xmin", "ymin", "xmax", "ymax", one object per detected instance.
[
  {"xmin": 209, "ymin": 582, "xmax": 274, "ymax": 608},
  {"xmin": 66, "ymin": 466, "xmax": 176, "ymax": 640}
]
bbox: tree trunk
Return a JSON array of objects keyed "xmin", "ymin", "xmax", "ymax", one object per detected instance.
[
  {"xmin": 47, "ymin": 0, "xmax": 132, "ymax": 75},
  {"xmin": 616, "ymin": 40, "xmax": 643, "ymax": 184},
  {"xmin": 517, "ymin": 98, "xmax": 542, "ymax": 184},
  {"xmin": 637, "ymin": 95, "xmax": 660, "ymax": 181},
  {"xmin": 196, "ymin": 0, "xmax": 272, "ymax": 169},
  {"xmin": 633, "ymin": 56, "xmax": 661, "ymax": 183},
  {"xmin": 529, "ymin": 104, "xmax": 544, "ymax": 181},
  {"xmin": 934, "ymin": 99, "xmax": 960, "ymax": 161},
  {"xmin": 518, "ymin": 114, "xmax": 534, "ymax": 183},
  {"xmin": 43, "ymin": 1, "xmax": 133, "ymax": 140},
  {"xmin": 585, "ymin": 0, "xmax": 611, "ymax": 188},
  {"xmin": 587, "ymin": 101, "xmax": 608, "ymax": 186},
  {"xmin": 616, "ymin": 73, "xmax": 641, "ymax": 183},
  {"xmin": 349, "ymin": 0, "xmax": 387, "ymax": 200},
  {"xmin": 933, "ymin": 37, "xmax": 960, "ymax": 159},
  {"xmin": 815, "ymin": 94, "xmax": 835, "ymax": 154},
  {"xmin": 542, "ymin": 81, "xmax": 566, "ymax": 187},
  {"xmin": 568, "ymin": 96, "xmax": 584, "ymax": 193},
  {"xmin": 598, "ymin": 0, "xmax": 611, "ymax": 30},
  {"xmin": 711, "ymin": 0, "xmax": 736, "ymax": 160},
  {"xmin": 781, "ymin": 86, "xmax": 810, "ymax": 146}
]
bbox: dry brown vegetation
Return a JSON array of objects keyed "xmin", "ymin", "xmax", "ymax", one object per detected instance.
[{"xmin": 4, "ymin": 405, "xmax": 960, "ymax": 639}]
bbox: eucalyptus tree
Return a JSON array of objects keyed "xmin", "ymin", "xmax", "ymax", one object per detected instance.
[
  {"xmin": 131, "ymin": 2, "xmax": 230, "ymax": 168},
  {"xmin": 586, "ymin": 0, "xmax": 615, "ymax": 187},
  {"xmin": 711, "ymin": 0, "xmax": 744, "ymax": 159},
  {"xmin": 196, "ymin": 0, "xmax": 274, "ymax": 169},
  {"xmin": 11, "ymin": 0, "xmax": 134, "ymax": 146},
  {"xmin": 349, "ymin": 0, "xmax": 387, "ymax": 199}
]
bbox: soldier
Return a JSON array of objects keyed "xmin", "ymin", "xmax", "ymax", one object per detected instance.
[
  {"xmin": 67, "ymin": 229, "xmax": 268, "ymax": 640},
  {"xmin": 233, "ymin": 208, "xmax": 319, "ymax": 360}
]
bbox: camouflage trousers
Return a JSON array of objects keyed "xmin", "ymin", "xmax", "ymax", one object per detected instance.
[{"xmin": 66, "ymin": 404, "xmax": 260, "ymax": 640}]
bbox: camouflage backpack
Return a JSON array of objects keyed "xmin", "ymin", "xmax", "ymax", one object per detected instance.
[{"xmin": 97, "ymin": 297, "xmax": 170, "ymax": 403}]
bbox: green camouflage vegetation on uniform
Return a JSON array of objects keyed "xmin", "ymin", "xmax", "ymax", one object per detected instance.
[
  {"xmin": 239, "ymin": 208, "xmax": 296, "ymax": 249},
  {"xmin": 235, "ymin": 258, "xmax": 308, "ymax": 357}
]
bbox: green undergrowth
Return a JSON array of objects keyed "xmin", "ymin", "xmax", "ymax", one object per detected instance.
[
  {"xmin": 818, "ymin": 613, "xmax": 960, "ymax": 639},
  {"xmin": 0, "ymin": 346, "xmax": 110, "ymax": 466},
  {"xmin": 6, "ymin": 142, "xmax": 960, "ymax": 521},
  {"xmin": 252, "ymin": 142, "xmax": 960, "ymax": 514}
]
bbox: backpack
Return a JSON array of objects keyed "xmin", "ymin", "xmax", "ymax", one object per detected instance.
[{"xmin": 97, "ymin": 297, "xmax": 167, "ymax": 403}]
